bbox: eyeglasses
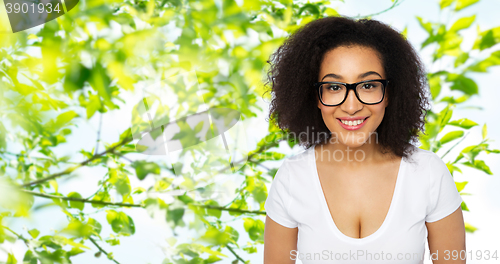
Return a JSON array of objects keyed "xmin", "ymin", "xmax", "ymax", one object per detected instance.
[{"xmin": 314, "ymin": 79, "xmax": 388, "ymax": 107}]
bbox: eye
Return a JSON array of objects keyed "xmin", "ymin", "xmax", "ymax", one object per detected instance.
[
  {"xmin": 361, "ymin": 83, "xmax": 376, "ymax": 89},
  {"xmin": 326, "ymin": 84, "xmax": 342, "ymax": 91}
]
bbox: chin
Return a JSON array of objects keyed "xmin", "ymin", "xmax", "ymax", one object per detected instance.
[{"xmin": 340, "ymin": 141, "xmax": 367, "ymax": 149}]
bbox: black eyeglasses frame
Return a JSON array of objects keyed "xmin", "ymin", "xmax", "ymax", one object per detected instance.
[{"xmin": 314, "ymin": 79, "xmax": 389, "ymax": 107}]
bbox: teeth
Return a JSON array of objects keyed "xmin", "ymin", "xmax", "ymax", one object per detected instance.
[{"xmin": 341, "ymin": 118, "xmax": 365, "ymax": 126}]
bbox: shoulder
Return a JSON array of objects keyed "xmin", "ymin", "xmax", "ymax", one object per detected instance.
[
  {"xmin": 272, "ymin": 146, "xmax": 314, "ymax": 185},
  {"xmin": 404, "ymin": 146, "xmax": 452, "ymax": 189},
  {"xmin": 282, "ymin": 146, "xmax": 314, "ymax": 170},
  {"xmin": 404, "ymin": 145, "xmax": 444, "ymax": 168},
  {"xmin": 402, "ymin": 146, "xmax": 451, "ymax": 186}
]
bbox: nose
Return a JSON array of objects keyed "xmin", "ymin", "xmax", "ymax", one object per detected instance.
[{"xmin": 340, "ymin": 89, "xmax": 363, "ymax": 114}]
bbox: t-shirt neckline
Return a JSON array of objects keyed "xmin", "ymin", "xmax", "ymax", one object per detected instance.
[{"xmin": 309, "ymin": 146, "xmax": 407, "ymax": 243}]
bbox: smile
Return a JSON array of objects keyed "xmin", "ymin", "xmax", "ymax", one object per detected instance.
[{"xmin": 337, "ymin": 117, "xmax": 369, "ymax": 130}]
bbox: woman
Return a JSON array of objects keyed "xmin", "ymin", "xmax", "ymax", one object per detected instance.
[{"xmin": 263, "ymin": 17, "xmax": 465, "ymax": 264}]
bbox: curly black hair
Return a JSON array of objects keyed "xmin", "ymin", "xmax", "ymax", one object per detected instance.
[{"xmin": 266, "ymin": 16, "xmax": 431, "ymax": 159}]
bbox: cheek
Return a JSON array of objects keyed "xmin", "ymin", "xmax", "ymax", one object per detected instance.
[
  {"xmin": 370, "ymin": 105, "xmax": 386, "ymax": 122},
  {"xmin": 318, "ymin": 105, "xmax": 336, "ymax": 117},
  {"xmin": 318, "ymin": 106, "xmax": 338, "ymax": 127}
]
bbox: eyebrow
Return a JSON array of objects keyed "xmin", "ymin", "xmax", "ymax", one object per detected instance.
[{"xmin": 321, "ymin": 71, "xmax": 383, "ymax": 81}]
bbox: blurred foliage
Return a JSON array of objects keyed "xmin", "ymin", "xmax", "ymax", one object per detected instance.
[{"xmin": 0, "ymin": 0, "xmax": 499, "ymax": 263}]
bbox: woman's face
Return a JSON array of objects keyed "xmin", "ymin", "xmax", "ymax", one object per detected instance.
[{"xmin": 317, "ymin": 45, "xmax": 389, "ymax": 148}]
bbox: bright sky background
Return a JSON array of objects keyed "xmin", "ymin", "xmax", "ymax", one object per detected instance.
[{"xmin": 1, "ymin": 0, "xmax": 499, "ymax": 263}]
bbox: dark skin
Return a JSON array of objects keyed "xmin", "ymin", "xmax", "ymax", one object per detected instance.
[{"xmin": 264, "ymin": 45, "xmax": 465, "ymax": 263}]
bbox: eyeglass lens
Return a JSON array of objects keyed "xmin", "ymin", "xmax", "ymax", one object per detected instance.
[{"xmin": 319, "ymin": 81, "xmax": 384, "ymax": 105}]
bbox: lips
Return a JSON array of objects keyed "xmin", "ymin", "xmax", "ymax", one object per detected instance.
[{"xmin": 337, "ymin": 117, "xmax": 369, "ymax": 130}]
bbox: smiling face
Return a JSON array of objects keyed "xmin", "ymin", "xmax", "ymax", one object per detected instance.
[{"xmin": 317, "ymin": 45, "xmax": 389, "ymax": 148}]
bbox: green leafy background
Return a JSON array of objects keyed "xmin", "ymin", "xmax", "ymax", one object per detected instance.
[{"xmin": 1, "ymin": 0, "xmax": 500, "ymax": 263}]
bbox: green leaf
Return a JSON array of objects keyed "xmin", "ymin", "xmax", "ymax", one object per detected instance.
[
  {"xmin": 486, "ymin": 149, "xmax": 500, "ymax": 154},
  {"xmin": 455, "ymin": 181, "xmax": 468, "ymax": 192},
  {"xmin": 448, "ymin": 118, "xmax": 478, "ymax": 129},
  {"xmin": 63, "ymin": 63, "xmax": 91, "ymax": 93},
  {"xmin": 461, "ymin": 201, "xmax": 469, "ymax": 212},
  {"xmin": 154, "ymin": 178, "xmax": 171, "ymax": 192},
  {"xmin": 464, "ymin": 222, "xmax": 477, "ymax": 233},
  {"xmin": 105, "ymin": 237, "xmax": 120, "ymax": 246},
  {"xmin": 454, "ymin": 52, "xmax": 469, "ymax": 67},
  {"xmin": 398, "ymin": 26, "xmax": 408, "ymax": 39},
  {"xmin": 429, "ymin": 75, "xmax": 441, "ymax": 100},
  {"xmin": 473, "ymin": 27, "xmax": 500, "ymax": 50},
  {"xmin": 0, "ymin": 123, "xmax": 7, "ymax": 150},
  {"xmin": 131, "ymin": 161, "xmax": 161, "ymax": 180},
  {"xmin": 6, "ymin": 253, "xmax": 17, "ymax": 264},
  {"xmin": 88, "ymin": 63, "xmax": 112, "ymax": 101},
  {"xmin": 439, "ymin": 0, "xmax": 455, "ymax": 9},
  {"xmin": 68, "ymin": 247, "xmax": 85, "ymax": 257},
  {"xmin": 436, "ymin": 32, "xmax": 463, "ymax": 58},
  {"xmin": 454, "ymin": 143, "xmax": 489, "ymax": 163},
  {"xmin": 245, "ymin": 176, "xmax": 268, "ymax": 205},
  {"xmin": 228, "ymin": 199, "xmax": 248, "ymax": 216},
  {"xmin": 436, "ymin": 104, "xmax": 454, "ymax": 131},
  {"xmin": 243, "ymin": 218, "xmax": 265, "ymax": 241},
  {"xmin": 22, "ymin": 250, "xmax": 36, "ymax": 264},
  {"xmin": 439, "ymin": 95, "xmax": 470, "ymax": 104},
  {"xmin": 461, "ymin": 159, "xmax": 493, "ymax": 175},
  {"xmin": 28, "ymin": 229, "xmax": 40, "ymax": 239},
  {"xmin": 200, "ymin": 226, "xmax": 234, "ymax": 246},
  {"xmin": 252, "ymin": 151, "xmax": 286, "ymax": 161},
  {"xmin": 446, "ymin": 74, "xmax": 478, "ymax": 95},
  {"xmin": 166, "ymin": 208, "xmax": 185, "ymax": 226},
  {"xmin": 439, "ymin": 130, "xmax": 464, "ymax": 144},
  {"xmin": 467, "ymin": 50, "xmax": 500, "ymax": 72},
  {"xmin": 108, "ymin": 168, "xmax": 131, "ymax": 197},
  {"xmin": 51, "ymin": 111, "xmax": 79, "ymax": 132},
  {"xmin": 455, "ymin": 0, "xmax": 480, "ymax": 11},
  {"xmin": 416, "ymin": 17, "xmax": 433, "ymax": 34},
  {"xmin": 106, "ymin": 210, "xmax": 135, "ymax": 235},
  {"xmin": 449, "ymin": 15, "xmax": 476, "ymax": 32},
  {"xmin": 92, "ymin": 191, "xmax": 111, "ymax": 209},
  {"xmin": 446, "ymin": 163, "xmax": 462, "ymax": 175},
  {"xmin": 85, "ymin": 94, "xmax": 102, "ymax": 120},
  {"xmin": 205, "ymin": 200, "xmax": 222, "ymax": 219},
  {"xmin": 132, "ymin": 187, "xmax": 146, "ymax": 194},
  {"xmin": 224, "ymin": 226, "xmax": 239, "ymax": 245},
  {"xmin": 482, "ymin": 124, "xmax": 487, "ymax": 139},
  {"xmin": 67, "ymin": 192, "xmax": 84, "ymax": 211},
  {"xmin": 87, "ymin": 218, "xmax": 102, "ymax": 236}
]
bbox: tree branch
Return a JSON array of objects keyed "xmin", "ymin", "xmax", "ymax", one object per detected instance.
[
  {"xmin": 1, "ymin": 226, "xmax": 29, "ymax": 244},
  {"xmin": 440, "ymin": 131, "xmax": 471, "ymax": 160},
  {"xmin": 194, "ymin": 204, "xmax": 266, "ymax": 215},
  {"xmin": 22, "ymin": 190, "xmax": 143, "ymax": 208},
  {"xmin": 21, "ymin": 136, "xmax": 133, "ymax": 187},
  {"xmin": 111, "ymin": 150, "xmax": 134, "ymax": 163},
  {"xmin": 89, "ymin": 237, "xmax": 120, "ymax": 264},
  {"xmin": 353, "ymin": 0, "xmax": 405, "ymax": 18},
  {"xmin": 227, "ymin": 245, "xmax": 246, "ymax": 263},
  {"xmin": 217, "ymin": 139, "xmax": 284, "ymax": 174}
]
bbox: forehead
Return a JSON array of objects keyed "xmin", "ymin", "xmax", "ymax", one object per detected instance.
[{"xmin": 319, "ymin": 45, "xmax": 385, "ymax": 78}]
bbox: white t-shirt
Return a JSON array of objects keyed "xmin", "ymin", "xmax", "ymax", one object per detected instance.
[{"xmin": 264, "ymin": 145, "xmax": 463, "ymax": 264}]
